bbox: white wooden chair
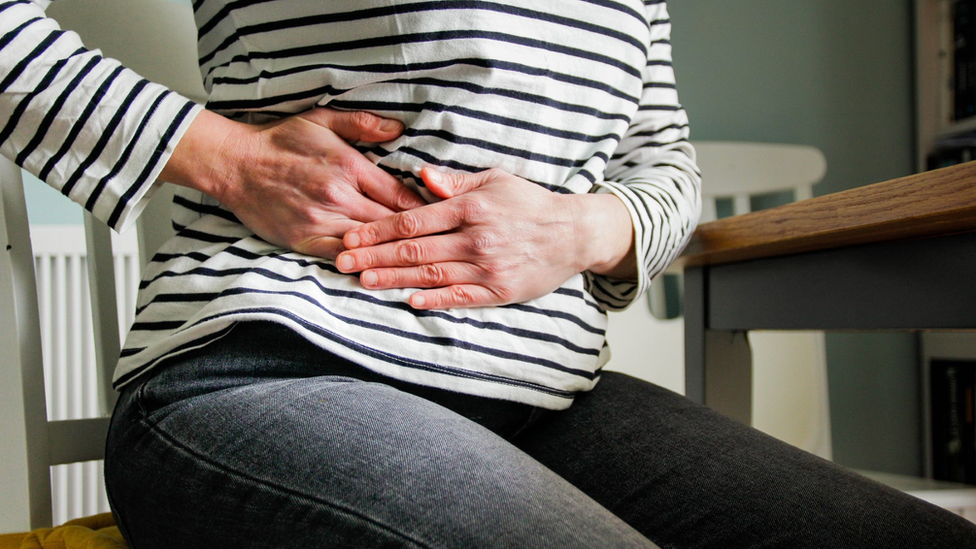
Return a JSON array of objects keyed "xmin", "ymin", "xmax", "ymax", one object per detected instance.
[
  {"xmin": 0, "ymin": 0, "xmax": 203, "ymax": 531},
  {"xmin": 605, "ymin": 141, "xmax": 834, "ymax": 459}
]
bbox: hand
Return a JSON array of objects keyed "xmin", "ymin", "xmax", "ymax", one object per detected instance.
[
  {"xmin": 335, "ymin": 167, "xmax": 636, "ymax": 309},
  {"xmin": 161, "ymin": 108, "xmax": 426, "ymax": 258}
]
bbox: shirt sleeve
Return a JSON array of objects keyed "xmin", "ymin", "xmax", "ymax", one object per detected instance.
[
  {"xmin": 586, "ymin": 0, "xmax": 701, "ymax": 311},
  {"xmin": 0, "ymin": 0, "xmax": 203, "ymax": 232}
]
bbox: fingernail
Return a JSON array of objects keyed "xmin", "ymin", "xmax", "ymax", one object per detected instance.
[
  {"xmin": 362, "ymin": 271, "xmax": 378, "ymax": 286},
  {"xmin": 412, "ymin": 294, "xmax": 426, "ymax": 308},
  {"xmin": 345, "ymin": 232, "xmax": 361, "ymax": 248},
  {"xmin": 379, "ymin": 119, "xmax": 402, "ymax": 132},
  {"xmin": 337, "ymin": 254, "xmax": 355, "ymax": 271},
  {"xmin": 424, "ymin": 168, "xmax": 442, "ymax": 185}
]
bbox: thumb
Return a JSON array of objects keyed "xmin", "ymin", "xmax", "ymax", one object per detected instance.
[
  {"xmin": 421, "ymin": 167, "xmax": 494, "ymax": 199},
  {"xmin": 301, "ymin": 108, "xmax": 404, "ymax": 143}
]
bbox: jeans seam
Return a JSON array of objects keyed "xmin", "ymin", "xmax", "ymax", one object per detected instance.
[
  {"xmin": 133, "ymin": 376, "xmax": 151, "ymax": 418},
  {"xmin": 137, "ymin": 415, "xmax": 436, "ymax": 549}
]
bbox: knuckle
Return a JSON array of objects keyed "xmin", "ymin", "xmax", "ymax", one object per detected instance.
[
  {"xmin": 396, "ymin": 241, "xmax": 425, "ymax": 264},
  {"xmin": 332, "ymin": 152, "xmax": 361, "ymax": 177},
  {"xmin": 320, "ymin": 183, "xmax": 345, "ymax": 204},
  {"xmin": 395, "ymin": 211, "xmax": 422, "ymax": 237},
  {"xmin": 494, "ymin": 288, "xmax": 516, "ymax": 305},
  {"xmin": 419, "ymin": 264, "xmax": 444, "ymax": 286},
  {"xmin": 358, "ymin": 223, "xmax": 380, "ymax": 245},
  {"xmin": 469, "ymin": 231, "xmax": 498, "ymax": 255},
  {"xmin": 396, "ymin": 187, "xmax": 420, "ymax": 210},
  {"xmin": 357, "ymin": 249, "xmax": 375, "ymax": 268},
  {"xmin": 381, "ymin": 269, "xmax": 399, "ymax": 287},
  {"xmin": 351, "ymin": 110, "xmax": 376, "ymax": 129},
  {"xmin": 481, "ymin": 259, "xmax": 505, "ymax": 279},
  {"xmin": 450, "ymin": 285, "xmax": 473, "ymax": 304},
  {"xmin": 459, "ymin": 197, "xmax": 489, "ymax": 222}
]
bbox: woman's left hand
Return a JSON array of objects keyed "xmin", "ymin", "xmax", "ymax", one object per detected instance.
[{"xmin": 335, "ymin": 167, "xmax": 635, "ymax": 309}]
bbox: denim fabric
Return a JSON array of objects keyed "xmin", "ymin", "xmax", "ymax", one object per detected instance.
[
  {"xmin": 104, "ymin": 322, "xmax": 652, "ymax": 548},
  {"xmin": 514, "ymin": 374, "xmax": 976, "ymax": 548},
  {"xmin": 105, "ymin": 322, "xmax": 976, "ymax": 548}
]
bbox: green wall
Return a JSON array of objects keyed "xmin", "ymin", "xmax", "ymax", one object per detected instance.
[
  {"xmin": 23, "ymin": 171, "xmax": 82, "ymax": 225},
  {"xmin": 669, "ymin": 0, "xmax": 921, "ymax": 475}
]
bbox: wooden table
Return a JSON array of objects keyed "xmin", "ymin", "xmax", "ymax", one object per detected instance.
[{"xmin": 676, "ymin": 162, "xmax": 976, "ymax": 424}]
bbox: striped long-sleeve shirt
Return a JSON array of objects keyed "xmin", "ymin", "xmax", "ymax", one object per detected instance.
[{"xmin": 1, "ymin": 0, "xmax": 700, "ymax": 409}]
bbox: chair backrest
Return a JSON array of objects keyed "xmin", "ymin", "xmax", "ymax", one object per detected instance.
[
  {"xmin": 646, "ymin": 141, "xmax": 827, "ymax": 318},
  {"xmin": 695, "ymin": 141, "xmax": 827, "ymax": 222},
  {"xmin": 1, "ymin": 0, "xmax": 202, "ymax": 530}
]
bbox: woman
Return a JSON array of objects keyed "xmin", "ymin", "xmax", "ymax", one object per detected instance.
[{"xmin": 3, "ymin": 0, "xmax": 974, "ymax": 546}]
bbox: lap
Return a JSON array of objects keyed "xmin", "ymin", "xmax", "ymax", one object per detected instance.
[
  {"xmin": 105, "ymin": 322, "xmax": 976, "ymax": 548},
  {"xmin": 515, "ymin": 371, "xmax": 976, "ymax": 548},
  {"xmin": 104, "ymin": 324, "xmax": 653, "ymax": 549}
]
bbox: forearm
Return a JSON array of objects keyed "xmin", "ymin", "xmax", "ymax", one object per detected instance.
[{"xmin": 0, "ymin": 0, "xmax": 200, "ymax": 231}]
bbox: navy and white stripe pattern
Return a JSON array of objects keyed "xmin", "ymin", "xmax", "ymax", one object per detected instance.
[
  {"xmin": 0, "ymin": 0, "xmax": 201, "ymax": 231},
  {"xmin": 2, "ymin": 0, "xmax": 700, "ymax": 409}
]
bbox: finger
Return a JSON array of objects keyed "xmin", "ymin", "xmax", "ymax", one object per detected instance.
[
  {"xmin": 301, "ymin": 108, "xmax": 404, "ymax": 143},
  {"xmin": 344, "ymin": 201, "xmax": 461, "ymax": 249},
  {"xmin": 357, "ymin": 261, "xmax": 483, "ymax": 291},
  {"xmin": 421, "ymin": 166, "xmax": 494, "ymax": 199},
  {"xmin": 291, "ymin": 235, "xmax": 347, "ymax": 260},
  {"xmin": 358, "ymin": 166, "xmax": 428, "ymax": 211},
  {"xmin": 315, "ymin": 217, "xmax": 363, "ymax": 238},
  {"xmin": 285, "ymin": 218, "xmax": 361, "ymax": 259},
  {"xmin": 342, "ymin": 189, "xmax": 400, "ymax": 223},
  {"xmin": 336, "ymin": 234, "xmax": 466, "ymax": 273},
  {"xmin": 310, "ymin": 134, "xmax": 425, "ymax": 212},
  {"xmin": 409, "ymin": 284, "xmax": 501, "ymax": 310},
  {"xmin": 323, "ymin": 140, "xmax": 426, "ymax": 212}
]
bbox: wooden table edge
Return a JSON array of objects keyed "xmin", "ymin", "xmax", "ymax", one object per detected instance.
[{"xmin": 676, "ymin": 162, "xmax": 976, "ymax": 268}]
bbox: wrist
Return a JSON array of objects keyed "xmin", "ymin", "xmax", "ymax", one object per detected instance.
[
  {"xmin": 565, "ymin": 192, "xmax": 637, "ymax": 280},
  {"xmin": 158, "ymin": 109, "xmax": 254, "ymax": 205}
]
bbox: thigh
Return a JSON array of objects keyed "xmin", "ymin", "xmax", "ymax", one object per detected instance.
[
  {"xmin": 512, "ymin": 371, "xmax": 976, "ymax": 549},
  {"xmin": 104, "ymin": 344, "xmax": 655, "ymax": 548}
]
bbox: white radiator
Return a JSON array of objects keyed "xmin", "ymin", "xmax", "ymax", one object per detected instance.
[{"xmin": 29, "ymin": 225, "xmax": 140, "ymax": 526}]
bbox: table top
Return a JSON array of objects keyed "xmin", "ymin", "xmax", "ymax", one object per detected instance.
[{"xmin": 677, "ymin": 162, "xmax": 976, "ymax": 268}]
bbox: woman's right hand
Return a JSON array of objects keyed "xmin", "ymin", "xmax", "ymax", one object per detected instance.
[{"xmin": 160, "ymin": 107, "xmax": 425, "ymax": 259}]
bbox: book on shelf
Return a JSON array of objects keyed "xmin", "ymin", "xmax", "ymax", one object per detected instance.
[
  {"xmin": 927, "ymin": 131, "xmax": 976, "ymax": 169},
  {"xmin": 931, "ymin": 360, "xmax": 976, "ymax": 484}
]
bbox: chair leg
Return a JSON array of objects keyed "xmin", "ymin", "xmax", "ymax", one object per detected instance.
[{"xmin": 704, "ymin": 330, "xmax": 753, "ymax": 425}]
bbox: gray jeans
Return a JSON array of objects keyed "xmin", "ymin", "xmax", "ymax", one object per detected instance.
[{"xmin": 105, "ymin": 322, "xmax": 976, "ymax": 548}]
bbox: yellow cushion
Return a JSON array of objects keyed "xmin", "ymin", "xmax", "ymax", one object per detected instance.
[{"xmin": 0, "ymin": 513, "xmax": 127, "ymax": 549}]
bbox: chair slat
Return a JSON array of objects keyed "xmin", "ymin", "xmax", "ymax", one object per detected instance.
[
  {"xmin": 0, "ymin": 157, "xmax": 54, "ymax": 530},
  {"xmin": 84, "ymin": 213, "xmax": 121, "ymax": 415},
  {"xmin": 47, "ymin": 418, "xmax": 112, "ymax": 466}
]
